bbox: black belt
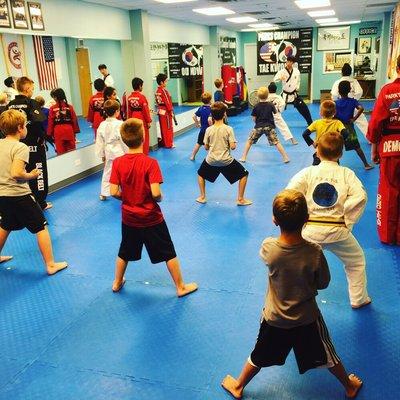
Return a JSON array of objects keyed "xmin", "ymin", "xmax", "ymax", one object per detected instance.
[
  {"xmin": 131, "ymin": 107, "xmax": 143, "ymax": 112},
  {"xmin": 382, "ymin": 129, "xmax": 400, "ymax": 136},
  {"xmin": 283, "ymin": 90, "xmax": 297, "ymax": 95},
  {"xmin": 158, "ymin": 103, "xmax": 166, "ymax": 106}
]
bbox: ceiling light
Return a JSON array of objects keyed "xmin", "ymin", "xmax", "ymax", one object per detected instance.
[
  {"xmin": 307, "ymin": 9, "xmax": 335, "ymax": 17},
  {"xmin": 226, "ymin": 16, "xmax": 258, "ymax": 23},
  {"xmin": 295, "ymin": 0, "xmax": 331, "ymax": 9},
  {"xmin": 320, "ymin": 20, "xmax": 361, "ymax": 26},
  {"xmin": 193, "ymin": 7, "xmax": 235, "ymax": 16},
  {"xmin": 248, "ymin": 22, "xmax": 274, "ymax": 28},
  {"xmin": 316, "ymin": 17, "xmax": 338, "ymax": 23},
  {"xmin": 241, "ymin": 27, "xmax": 278, "ymax": 32},
  {"xmin": 154, "ymin": 0, "xmax": 197, "ymax": 3}
]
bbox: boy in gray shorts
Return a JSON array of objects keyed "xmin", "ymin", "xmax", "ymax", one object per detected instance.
[
  {"xmin": 222, "ymin": 189, "xmax": 362, "ymax": 399},
  {"xmin": 196, "ymin": 102, "xmax": 252, "ymax": 206},
  {"xmin": 239, "ymin": 86, "xmax": 289, "ymax": 163}
]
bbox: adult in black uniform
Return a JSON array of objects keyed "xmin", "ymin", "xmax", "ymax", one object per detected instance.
[{"xmin": 8, "ymin": 77, "xmax": 51, "ymax": 210}]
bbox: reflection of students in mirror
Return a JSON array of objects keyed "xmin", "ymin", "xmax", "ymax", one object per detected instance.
[{"xmin": 87, "ymin": 79, "xmax": 105, "ymax": 138}]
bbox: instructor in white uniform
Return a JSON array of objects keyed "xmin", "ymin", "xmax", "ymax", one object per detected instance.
[
  {"xmin": 98, "ymin": 64, "xmax": 115, "ymax": 88},
  {"xmin": 273, "ymin": 55, "xmax": 313, "ymax": 125},
  {"xmin": 331, "ymin": 63, "xmax": 369, "ymax": 139}
]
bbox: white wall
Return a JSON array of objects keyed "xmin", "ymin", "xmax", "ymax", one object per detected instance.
[{"xmin": 0, "ymin": 0, "xmax": 131, "ymax": 40}]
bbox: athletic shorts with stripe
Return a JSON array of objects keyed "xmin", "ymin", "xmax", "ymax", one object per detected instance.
[{"xmin": 248, "ymin": 314, "xmax": 340, "ymax": 374}]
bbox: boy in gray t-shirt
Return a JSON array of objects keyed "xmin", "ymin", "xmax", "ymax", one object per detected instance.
[
  {"xmin": 0, "ymin": 110, "xmax": 67, "ymax": 274},
  {"xmin": 222, "ymin": 189, "xmax": 363, "ymax": 399},
  {"xmin": 196, "ymin": 102, "xmax": 252, "ymax": 206}
]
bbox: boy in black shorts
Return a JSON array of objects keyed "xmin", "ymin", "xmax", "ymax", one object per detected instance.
[
  {"xmin": 109, "ymin": 118, "xmax": 198, "ymax": 297},
  {"xmin": 196, "ymin": 102, "xmax": 252, "ymax": 206},
  {"xmin": 0, "ymin": 110, "xmax": 67, "ymax": 274},
  {"xmin": 222, "ymin": 189, "xmax": 363, "ymax": 399}
]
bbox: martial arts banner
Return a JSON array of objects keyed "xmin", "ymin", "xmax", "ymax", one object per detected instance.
[
  {"xmin": 387, "ymin": 4, "xmax": 400, "ymax": 80},
  {"xmin": 219, "ymin": 36, "xmax": 236, "ymax": 65},
  {"xmin": 257, "ymin": 28, "xmax": 313, "ymax": 75},
  {"xmin": 0, "ymin": 33, "xmax": 27, "ymax": 77},
  {"xmin": 168, "ymin": 43, "xmax": 203, "ymax": 78}
]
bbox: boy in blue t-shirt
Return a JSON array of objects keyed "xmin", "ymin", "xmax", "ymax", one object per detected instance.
[
  {"xmin": 190, "ymin": 92, "xmax": 212, "ymax": 161},
  {"xmin": 335, "ymin": 81, "xmax": 373, "ymax": 170}
]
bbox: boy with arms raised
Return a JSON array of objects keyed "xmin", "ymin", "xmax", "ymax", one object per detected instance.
[
  {"xmin": 222, "ymin": 189, "xmax": 362, "ymax": 399},
  {"xmin": 0, "ymin": 110, "xmax": 67, "ymax": 274},
  {"xmin": 109, "ymin": 118, "xmax": 197, "ymax": 297}
]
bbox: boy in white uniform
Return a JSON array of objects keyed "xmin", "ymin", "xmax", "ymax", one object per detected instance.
[
  {"xmin": 95, "ymin": 100, "xmax": 127, "ymax": 200},
  {"xmin": 287, "ymin": 131, "xmax": 371, "ymax": 309},
  {"xmin": 273, "ymin": 56, "xmax": 313, "ymax": 126},
  {"xmin": 267, "ymin": 82, "xmax": 298, "ymax": 145}
]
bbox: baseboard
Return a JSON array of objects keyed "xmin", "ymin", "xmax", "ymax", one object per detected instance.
[{"xmin": 150, "ymin": 123, "xmax": 196, "ymax": 151}]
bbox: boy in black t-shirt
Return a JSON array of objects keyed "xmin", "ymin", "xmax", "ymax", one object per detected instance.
[{"xmin": 239, "ymin": 87, "xmax": 289, "ymax": 163}]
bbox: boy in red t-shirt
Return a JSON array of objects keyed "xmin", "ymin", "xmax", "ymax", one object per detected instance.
[{"xmin": 109, "ymin": 118, "xmax": 198, "ymax": 297}]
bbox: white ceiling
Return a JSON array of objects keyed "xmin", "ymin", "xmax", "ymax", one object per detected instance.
[{"xmin": 83, "ymin": 0, "xmax": 397, "ymax": 30}]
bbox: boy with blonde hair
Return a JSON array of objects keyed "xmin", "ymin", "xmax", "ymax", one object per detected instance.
[
  {"xmin": 109, "ymin": 118, "xmax": 198, "ymax": 297},
  {"xmin": 0, "ymin": 110, "xmax": 67, "ymax": 274},
  {"xmin": 222, "ymin": 189, "xmax": 362, "ymax": 399},
  {"xmin": 287, "ymin": 132, "xmax": 370, "ymax": 309},
  {"xmin": 239, "ymin": 86, "xmax": 289, "ymax": 163},
  {"xmin": 302, "ymin": 100, "xmax": 348, "ymax": 165}
]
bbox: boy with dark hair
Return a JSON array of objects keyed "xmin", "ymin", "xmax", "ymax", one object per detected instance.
[
  {"xmin": 155, "ymin": 73, "xmax": 175, "ymax": 148},
  {"xmin": 196, "ymin": 102, "xmax": 252, "ymax": 206},
  {"xmin": 287, "ymin": 132, "xmax": 370, "ymax": 309},
  {"xmin": 3, "ymin": 76, "xmax": 18, "ymax": 104},
  {"xmin": 0, "ymin": 110, "xmax": 67, "ymax": 273},
  {"xmin": 190, "ymin": 91, "xmax": 212, "ymax": 161},
  {"xmin": 109, "ymin": 118, "xmax": 198, "ymax": 297},
  {"xmin": 303, "ymin": 100, "xmax": 348, "ymax": 165},
  {"xmin": 126, "ymin": 77, "xmax": 152, "ymax": 154},
  {"xmin": 87, "ymin": 78, "xmax": 106, "ymax": 137},
  {"xmin": 222, "ymin": 188, "xmax": 363, "ymax": 400},
  {"xmin": 98, "ymin": 64, "xmax": 114, "ymax": 87},
  {"xmin": 335, "ymin": 81, "xmax": 373, "ymax": 170},
  {"xmin": 239, "ymin": 86, "xmax": 290, "ymax": 163}
]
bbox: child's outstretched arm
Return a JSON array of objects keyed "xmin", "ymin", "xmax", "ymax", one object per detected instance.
[
  {"xmin": 110, "ymin": 183, "xmax": 122, "ymax": 200},
  {"xmin": 192, "ymin": 114, "xmax": 200, "ymax": 128},
  {"xmin": 340, "ymin": 128, "xmax": 349, "ymax": 141},
  {"xmin": 350, "ymin": 105, "xmax": 364, "ymax": 123},
  {"xmin": 11, "ymin": 159, "xmax": 39, "ymax": 181},
  {"xmin": 344, "ymin": 171, "xmax": 367, "ymax": 230},
  {"xmin": 302, "ymin": 129, "xmax": 314, "ymax": 146},
  {"xmin": 316, "ymin": 252, "xmax": 331, "ymax": 290},
  {"xmin": 151, "ymin": 183, "xmax": 162, "ymax": 202}
]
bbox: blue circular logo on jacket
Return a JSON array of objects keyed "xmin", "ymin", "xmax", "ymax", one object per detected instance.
[{"xmin": 312, "ymin": 183, "xmax": 338, "ymax": 207}]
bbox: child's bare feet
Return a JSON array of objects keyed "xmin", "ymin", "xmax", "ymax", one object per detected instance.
[
  {"xmin": 47, "ymin": 262, "xmax": 68, "ymax": 275},
  {"xmin": 0, "ymin": 255, "xmax": 13, "ymax": 263},
  {"xmin": 196, "ymin": 196, "xmax": 207, "ymax": 204},
  {"xmin": 283, "ymin": 157, "xmax": 290, "ymax": 163},
  {"xmin": 345, "ymin": 374, "xmax": 363, "ymax": 398},
  {"xmin": 112, "ymin": 278, "xmax": 126, "ymax": 292},
  {"xmin": 99, "ymin": 195, "xmax": 107, "ymax": 201},
  {"xmin": 351, "ymin": 297, "xmax": 371, "ymax": 309},
  {"xmin": 221, "ymin": 375, "xmax": 243, "ymax": 399},
  {"xmin": 190, "ymin": 156, "xmax": 195, "ymax": 161},
  {"xmin": 237, "ymin": 199, "xmax": 252, "ymax": 206},
  {"xmin": 44, "ymin": 202, "xmax": 53, "ymax": 210},
  {"xmin": 177, "ymin": 282, "xmax": 198, "ymax": 297},
  {"xmin": 364, "ymin": 164, "xmax": 374, "ymax": 170},
  {"xmin": 290, "ymin": 138, "xmax": 298, "ymax": 145},
  {"xmin": 239, "ymin": 158, "xmax": 246, "ymax": 163}
]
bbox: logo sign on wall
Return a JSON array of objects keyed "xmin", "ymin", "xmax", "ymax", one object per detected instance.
[
  {"xmin": 0, "ymin": 33, "xmax": 27, "ymax": 77},
  {"xmin": 359, "ymin": 27, "xmax": 377, "ymax": 36},
  {"xmin": 219, "ymin": 36, "xmax": 236, "ymax": 65},
  {"xmin": 168, "ymin": 43, "xmax": 203, "ymax": 78},
  {"xmin": 257, "ymin": 28, "xmax": 313, "ymax": 75}
]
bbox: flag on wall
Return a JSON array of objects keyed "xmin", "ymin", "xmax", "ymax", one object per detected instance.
[
  {"xmin": 0, "ymin": 33, "xmax": 27, "ymax": 77},
  {"xmin": 33, "ymin": 35, "xmax": 58, "ymax": 90}
]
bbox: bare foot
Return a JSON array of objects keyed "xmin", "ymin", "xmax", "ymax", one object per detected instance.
[
  {"xmin": 47, "ymin": 262, "xmax": 68, "ymax": 275},
  {"xmin": 99, "ymin": 195, "xmax": 107, "ymax": 201},
  {"xmin": 364, "ymin": 164, "xmax": 374, "ymax": 170},
  {"xmin": 0, "ymin": 255, "xmax": 13, "ymax": 264},
  {"xmin": 221, "ymin": 375, "xmax": 243, "ymax": 399},
  {"xmin": 44, "ymin": 202, "xmax": 53, "ymax": 210},
  {"xmin": 177, "ymin": 282, "xmax": 198, "ymax": 297},
  {"xmin": 238, "ymin": 158, "xmax": 246, "ymax": 163},
  {"xmin": 291, "ymin": 138, "xmax": 298, "ymax": 145},
  {"xmin": 283, "ymin": 157, "xmax": 290, "ymax": 163},
  {"xmin": 345, "ymin": 374, "xmax": 363, "ymax": 398},
  {"xmin": 351, "ymin": 297, "xmax": 372, "ymax": 309},
  {"xmin": 112, "ymin": 278, "xmax": 126, "ymax": 292},
  {"xmin": 196, "ymin": 197, "xmax": 207, "ymax": 204},
  {"xmin": 190, "ymin": 156, "xmax": 195, "ymax": 161},
  {"xmin": 237, "ymin": 199, "xmax": 252, "ymax": 206}
]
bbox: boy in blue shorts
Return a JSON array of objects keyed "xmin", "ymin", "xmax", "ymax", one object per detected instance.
[
  {"xmin": 190, "ymin": 92, "xmax": 212, "ymax": 161},
  {"xmin": 222, "ymin": 189, "xmax": 363, "ymax": 399}
]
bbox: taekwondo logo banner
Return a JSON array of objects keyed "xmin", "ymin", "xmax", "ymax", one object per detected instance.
[
  {"xmin": 219, "ymin": 36, "xmax": 237, "ymax": 66},
  {"xmin": 168, "ymin": 43, "xmax": 203, "ymax": 78},
  {"xmin": 257, "ymin": 28, "xmax": 313, "ymax": 75},
  {"xmin": 0, "ymin": 33, "xmax": 27, "ymax": 77}
]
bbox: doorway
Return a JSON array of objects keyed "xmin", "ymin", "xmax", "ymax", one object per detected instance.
[{"xmin": 76, "ymin": 48, "xmax": 92, "ymax": 117}]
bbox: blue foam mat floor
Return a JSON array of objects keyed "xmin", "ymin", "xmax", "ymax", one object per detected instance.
[{"xmin": 1, "ymin": 102, "xmax": 399, "ymax": 399}]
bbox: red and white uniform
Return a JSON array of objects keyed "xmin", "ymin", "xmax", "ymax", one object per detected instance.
[
  {"xmin": 87, "ymin": 91, "xmax": 104, "ymax": 137},
  {"xmin": 367, "ymin": 78, "xmax": 400, "ymax": 244},
  {"xmin": 155, "ymin": 86, "xmax": 174, "ymax": 148},
  {"xmin": 127, "ymin": 91, "xmax": 152, "ymax": 155},
  {"xmin": 47, "ymin": 101, "xmax": 80, "ymax": 155}
]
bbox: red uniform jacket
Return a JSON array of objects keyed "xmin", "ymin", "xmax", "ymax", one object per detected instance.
[
  {"xmin": 367, "ymin": 78, "xmax": 400, "ymax": 146},
  {"xmin": 155, "ymin": 86, "xmax": 173, "ymax": 114},
  {"xmin": 87, "ymin": 92, "xmax": 104, "ymax": 132},
  {"xmin": 47, "ymin": 101, "xmax": 80, "ymax": 141}
]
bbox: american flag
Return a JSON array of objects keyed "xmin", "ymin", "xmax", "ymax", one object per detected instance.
[{"xmin": 33, "ymin": 36, "xmax": 58, "ymax": 90}]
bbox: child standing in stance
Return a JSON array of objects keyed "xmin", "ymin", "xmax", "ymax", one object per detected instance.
[
  {"xmin": 222, "ymin": 189, "xmax": 363, "ymax": 399},
  {"xmin": 109, "ymin": 118, "xmax": 198, "ymax": 297}
]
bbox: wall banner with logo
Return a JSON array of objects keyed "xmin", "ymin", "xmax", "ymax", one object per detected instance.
[
  {"xmin": 257, "ymin": 28, "xmax": 313, "ymax": 75},
  {"xmin": 168, "ymin": 43, "xmax": 203, "ymax": 78},
  {"xmin": 219, "ymin": 36, "xmax": 236, "ymax": 65},
  {"xmin": 1, "ymin": 33, "xmax": 27, "ymax": 77}
]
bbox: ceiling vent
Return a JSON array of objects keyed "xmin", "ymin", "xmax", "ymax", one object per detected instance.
[{"xmin": 366, "ymin": 2, "xmax": 397, "ymax": 7}]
